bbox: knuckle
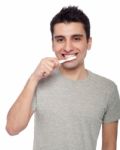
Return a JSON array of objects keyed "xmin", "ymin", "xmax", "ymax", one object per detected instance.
[{"xmin": 49, "ymin": 67, "xmax": 53, "ymax": 72}]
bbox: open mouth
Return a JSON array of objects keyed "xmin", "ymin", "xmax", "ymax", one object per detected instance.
[{"xmin": 62, "ymin": 53, "xmax": 78, "ymax": 59}]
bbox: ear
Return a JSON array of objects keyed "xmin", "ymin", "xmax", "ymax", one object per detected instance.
[
  {"xmin": 87, "ymin": 37, "xmax": 92, "ymax": 50},
  {"xmin": 52, "ymin": 39, "xmax": 55, "ymax": 52}
]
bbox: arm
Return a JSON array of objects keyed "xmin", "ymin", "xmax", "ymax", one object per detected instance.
[
  {"xmin": 101, "ymin": 121, "xmax": 118, "ymax": 150},
  {"xmin": 6, "ymin": 75, "xmax": 39, "ymax": 135},
  {"xmin": 6, "ymin": 57, "xmax": 59, "ymax": 135}
]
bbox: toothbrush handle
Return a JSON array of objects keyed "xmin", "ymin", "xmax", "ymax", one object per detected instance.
[{"xmin": 59, "ymin": 59, "xmax": 66, "ymax": 64}]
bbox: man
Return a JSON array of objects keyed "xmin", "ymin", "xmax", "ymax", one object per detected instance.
[{"xmin": 6, "ymin": 6, "xmax": 120, "ymax": 150}]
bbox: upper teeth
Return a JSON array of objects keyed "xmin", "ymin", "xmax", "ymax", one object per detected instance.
[{"xmin": 64, "ymin": 54, "xmax": 75, "ymax": 59}]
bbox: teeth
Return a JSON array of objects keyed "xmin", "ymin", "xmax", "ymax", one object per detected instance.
[{"xmin": 64, "ymin": 54, "xmax": 75, "ymax": 59}]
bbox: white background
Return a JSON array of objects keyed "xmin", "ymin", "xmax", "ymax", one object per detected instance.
[{"xmin": 0, "ymin": 0, "xmax": 120, "ymax": 149}]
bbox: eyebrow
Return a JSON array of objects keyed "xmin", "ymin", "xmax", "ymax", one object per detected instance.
[
  {"xmin": 72, "ymin": 34, "xmax": 84, "ymax": 38},
  {"xmin": 54, "ymin": 34, "xmax": 84, "ymax": 39},
  {"xmin": 54, "ymin": 35, "xmax": 64, "ymax": 39}
]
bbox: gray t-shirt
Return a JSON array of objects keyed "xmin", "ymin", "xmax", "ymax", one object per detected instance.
[{"xmin": 32, "ymin": 69, "xmax": 120, "ymax": 150}]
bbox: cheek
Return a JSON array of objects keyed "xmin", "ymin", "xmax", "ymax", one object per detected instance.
[
  {"xmin": 53, "ymin": 44, "xmax": 63, "ymax": 53},
  {"xmin": 77, "ymin": 46, "xmax": 88, "ymax": 59},
  {"xmin": 53, "ymin": 46, "xmax": 61, "ymax": 57},
  {"xmin": 77, "ymin": 43, "xmax": 88, "ymax": 53}
]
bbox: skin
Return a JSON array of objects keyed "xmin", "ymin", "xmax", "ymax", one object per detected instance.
[
  {"xmin": 6, "ymin": 22, "xmax": 118, "ymax": 150},
  {"xmin": 102, "ymin": 121, "xmax": 118, "ymax": 150},
  {"xmin": 52, "ymin": 22, "xmax": 92, "ymax": 80}
]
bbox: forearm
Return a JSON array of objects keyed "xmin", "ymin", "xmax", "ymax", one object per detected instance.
[
  {"xmin": 102, "ymin": 144, "xmax": 116, "ymax": 150},
  {"xmin": 6, "ymin": 57, "xmax": 58, "ymax": 135},
  {"xmin": 102, "ymin": 147, "xmax": 116, "ymax": 150},
  {"xmin": 6, "ymin": 75, "xmax": 38, "ymax": 135}
]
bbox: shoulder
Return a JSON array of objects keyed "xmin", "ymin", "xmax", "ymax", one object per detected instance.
[{"xmin": 88, "ymin": 70, "xmax": 117, "ymax": 91}]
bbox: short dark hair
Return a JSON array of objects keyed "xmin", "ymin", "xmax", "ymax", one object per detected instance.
[{"xmin": 50, "ymin": 6, "xmax": 90, "ymax": 40}]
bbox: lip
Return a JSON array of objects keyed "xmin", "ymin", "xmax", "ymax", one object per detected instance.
[{"xmin": 61, "ymin": 53, "xmax": 78, "ymax": 58}]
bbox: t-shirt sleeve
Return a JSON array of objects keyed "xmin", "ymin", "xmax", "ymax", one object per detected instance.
[{"xmin": 102, "ymin": 84, "xmax": 120, "ymax": 123}]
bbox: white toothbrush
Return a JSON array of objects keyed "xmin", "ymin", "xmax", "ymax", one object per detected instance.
[
  {"xmin": 42, "ymin": 56, "xmax": 76, "ymax": 78},
  {"xmin": 59, "ymin": 55, "xmax": 76, "ymax": 64}
]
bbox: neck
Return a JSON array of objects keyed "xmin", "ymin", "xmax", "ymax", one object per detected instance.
[{"xmin": 59, "ymin": 64, "xmax": 88, "ymax": 81}]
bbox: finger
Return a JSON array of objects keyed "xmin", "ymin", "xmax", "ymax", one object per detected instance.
[
  {"xmin": 50, "ymin": 59, "xmax": 59, "ymax": 67},
  {"xmin": 43, "ymin": 63, "xmax": 53, "ymax": 73},
  {"xmin": 40, "ymin": 64, "xmax": 53, "ymax": 78}
]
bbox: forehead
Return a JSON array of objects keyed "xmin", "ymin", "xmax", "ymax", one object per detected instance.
[{"xmin": 53, "ymin": 22, "xmax": 86, "ymax": 37}]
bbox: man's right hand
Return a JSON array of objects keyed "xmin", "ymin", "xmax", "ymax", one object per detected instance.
[{"xmin": 31, "ymin": 57, "xmax": 59, "ymax": 82}]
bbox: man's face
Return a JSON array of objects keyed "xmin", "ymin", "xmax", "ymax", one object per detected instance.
[{"xmin": 52, "ymin": 22, "xmax": 92, "ymax": 69}]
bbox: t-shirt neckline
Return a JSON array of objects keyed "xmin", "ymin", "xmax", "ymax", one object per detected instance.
[{"xmin": 56, "ymin": 68, "xmax": 92, "ymax": 83}]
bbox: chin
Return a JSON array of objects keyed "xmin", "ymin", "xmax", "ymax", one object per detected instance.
[{"xmin": 61, "ymin": 62, "xmax": 81, "ymax": 70}]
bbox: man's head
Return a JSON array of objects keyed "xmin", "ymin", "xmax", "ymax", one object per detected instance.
[
  {"xmin": 50, "ymin": 6, "xmax": 90, "ymax": 41},
  {"xmin": 50, "ymin": 6, "xmax": 92, "ymax": 70}
]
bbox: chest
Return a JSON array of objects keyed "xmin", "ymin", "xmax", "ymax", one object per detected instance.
[{"xmin": 36, "ymin": 85, "xmax": 107, "ymax": 123}]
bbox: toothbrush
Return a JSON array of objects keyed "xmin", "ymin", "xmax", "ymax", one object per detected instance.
[
  {"xmin": 59, "ymin": 55, "xmax": 76, "ymax": 64},
  {"xmin": 42, "ymin": 55, "xmax": 76, "ymax": 78}
]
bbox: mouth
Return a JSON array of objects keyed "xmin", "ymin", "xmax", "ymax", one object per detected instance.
[{"xmin": 61, "ymin": 53, "xmax": 78, "ymax": 59}]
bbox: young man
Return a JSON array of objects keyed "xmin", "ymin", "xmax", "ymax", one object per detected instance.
[{"xmin": 6, "ymin": 6, "xmax": 120, "ymax": 150}]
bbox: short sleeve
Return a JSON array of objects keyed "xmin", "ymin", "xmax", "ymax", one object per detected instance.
[{"xmin": 102, "ymin": 84, "xmax": 120, "ymax": 123}]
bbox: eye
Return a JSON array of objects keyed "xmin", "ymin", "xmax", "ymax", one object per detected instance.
[
  {"xmin": 56, "ymin": 38, "xmax": 64, "ymax": 42},
  {"xmin": 74, "ymin": 37, "xmax": 81, "ymax": 41}
]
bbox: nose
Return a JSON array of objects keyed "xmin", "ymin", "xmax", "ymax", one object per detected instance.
[{"xmin": 64, "ymin": 40, "xmax": 73, "ymax": 52}]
